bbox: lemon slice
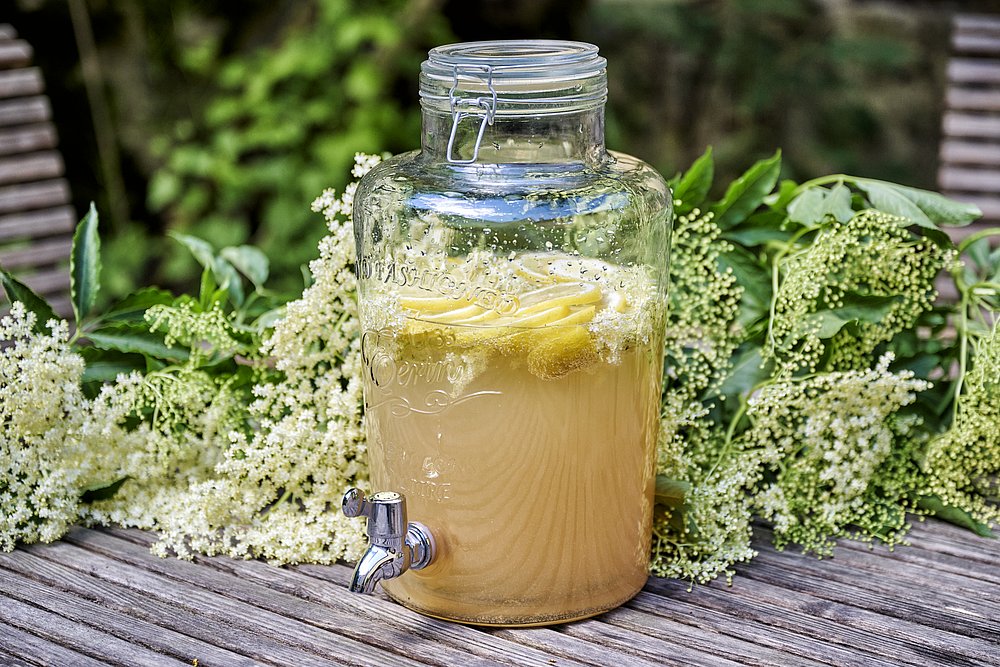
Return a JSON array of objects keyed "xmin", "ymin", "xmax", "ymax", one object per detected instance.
[
  {"xmin": 400, "ymin": 295, "xmax": 474, "ymax": 314},
  {"xmin": 546, "ymin": 305, "xmax": 597, "ymax": 327},
  {"xmin": 516, "ymin": 282, "xmax": 601, "ymax": 316},
  {"xmin": 422, "ymin": 303, "xmax": 487, "ymax": 324}
]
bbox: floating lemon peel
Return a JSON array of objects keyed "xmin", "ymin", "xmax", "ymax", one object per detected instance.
[{"xmin": 388, "ymin": 254, "xmax": 658, "ymax": 380}]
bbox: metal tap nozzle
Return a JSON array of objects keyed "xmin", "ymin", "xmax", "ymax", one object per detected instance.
[{"xmin": 341, "ymin": 488, "xmax": 436, "ymax": 594}]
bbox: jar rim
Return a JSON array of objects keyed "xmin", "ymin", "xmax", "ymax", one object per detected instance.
[{"xmin": 420, "ymin": 40, "xmax": 607, "ymax": 116}]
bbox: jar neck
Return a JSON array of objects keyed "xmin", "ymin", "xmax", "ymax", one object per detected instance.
[{"xmin": 421, "ymin": 107, "xmax": 607, "ymax": 166}]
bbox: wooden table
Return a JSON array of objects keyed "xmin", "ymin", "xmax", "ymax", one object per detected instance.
[{"xmin": 0, "ymin": 519, "xmax": 997, "ymax": 666}]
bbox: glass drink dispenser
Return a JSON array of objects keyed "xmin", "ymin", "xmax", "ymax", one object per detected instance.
[{"xmin": 345, "ymin": 40, "xmax": 672, "ymax": 626}]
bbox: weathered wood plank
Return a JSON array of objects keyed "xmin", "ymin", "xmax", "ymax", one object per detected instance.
[
  {"xmin": 939, "ymin": 166, "xmax": 1000, "ymax": 193},
  {"xmin": 0, "ymin": 549, "xmax": 330, "ymax": 667},
  {"xmin": 0, "ymin": 585, "xmax": 192, "ymax": 667},
  {"xmin": 626, "ymin": 589, "xmax": 899, "ymax": 667},
  {"xmin": 0, "ymin": 97, "xmax": 49, "ymax": 126},
  {"xmin": 16, "ymin": 267, "xmax": 70, "ymax": 296},
  {"xmin": 600, "ymin": 604, "xmax": 829, "ymax": 667},
  {"xmin": 0, "ymin": 236, "xmax": 72, "ymax": 269},
  {"xmin": 841, "ymin": 531, "xmax": 1000, "ymax": 586},
  {"xmin": 940, "ymin": 139, "xmax": 1000, "ymax": 166},
  {"xmin": 954, "ymin": 33, "xmax": 1000, "ymax": 56},
  {"xmin": 26, "ymin": 536, "xmax": 434, "ymax": 667},
  {"xmin": 0, "ymin": 68, "xmax": 43, "ymax": 99},
  {"xmin": 0, "ymin": 151, "xmax": 63, "ymax": 185},
  {"xmin": 955, "ymin": 14, "xmax": 1000, "ymax": 34},
  {"xmin": 643, "ymin": 568, "xmax": 994, "ymax": 667},
  {"xmin": 488, "ymin": 624, "xmax": 670, "ymax": 667},
  {"xmin": 741, "ymin": 547, "xmax": 1000, "ymax": 649},
  {"xmin": 515, "ymin": 616, "xmax": 745, "ymax": 667},
  {"xmin": 0, "ymin": 623, "xmax": 109, "ymax": 667},
  {"xmin": 946, "ymin": 87, "xmax": 1000, "ymax": 112},
  {"xmin": 0, "ymin": 180, "xmax": 70, "ymax": 214},
  {"xmin": 948, "ymin": 58, "xmax": 1000, "ymax": 84},
  {"xmin": 81, "ymin": 527, "xmax": 585, "ymax": 667},
  {"xmin": 0, "ymin": 124, "xmax": 57, "ymax": 156},
  {"xmin": 943, "ymin": 112, "xmax": 1000, "ymax": 139},
  {"xmin": 0, "ymin": 41, "xmax": 32, "ymax": 69},
  {"xmin": 0, "ymin": 206, "xmax": 75, "ymax": 241}
]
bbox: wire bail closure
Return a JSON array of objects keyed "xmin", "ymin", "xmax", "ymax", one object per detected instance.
[{"xmin": 446, "ymin": 64, "xmax": 497, "ymax": 164}]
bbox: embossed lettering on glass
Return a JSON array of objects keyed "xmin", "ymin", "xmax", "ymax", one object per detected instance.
[{"xmin": 346, "ymin": 40, "xmax": 673, "ymax": 626}]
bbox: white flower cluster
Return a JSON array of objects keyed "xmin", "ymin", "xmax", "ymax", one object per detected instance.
[
  {"xmin": 746, "ymin": 353, "xmax": 929, "ymax": 553},
  {"xmin": 0, "ymin": 305, "xmax": 85, "ymax": 549}
]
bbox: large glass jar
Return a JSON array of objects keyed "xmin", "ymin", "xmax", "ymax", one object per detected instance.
[{"xmin": 351, "ymin": 40, "xmax": 672, "ymax": 626}]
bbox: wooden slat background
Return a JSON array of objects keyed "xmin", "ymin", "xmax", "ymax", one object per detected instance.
[
  {"xmin": 0, "ymin": 24, "xmax": 74, "ymax": 318},
  {"xmin": 0, "ymin": 519, "xmax": 996, "ymax": 666},
  {"xmin": 938, "ymin": 13, "xmax": 1000, "ymax": 240}
]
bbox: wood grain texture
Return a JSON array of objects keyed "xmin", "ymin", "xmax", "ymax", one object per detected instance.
[{"xmin": 0, "ymin": 520, "xmax": 997, "ymax": 667}]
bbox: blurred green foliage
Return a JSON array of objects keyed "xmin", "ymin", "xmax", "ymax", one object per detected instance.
[
  {"xmin": 145, "ymin": 0, "xmax": 451, "ymax": 292},
  {"xmin": 586, "ymin": 0, "xmax": 947, "ymax": 191},
  {"xmin": 10, "ymin": 0, "xmax": 952, "ymax": 297}
]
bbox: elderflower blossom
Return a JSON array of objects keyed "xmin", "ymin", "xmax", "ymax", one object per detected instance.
[
  {"xmin": 745, "ymin": 353, "xmax": 929, "ymax": 554},
  {"xmin": 662, "ymin": 206, "xmax": 742, "ymax": 402},
  {"xmin": 105, "ymin": 154, "xmax": 383, "ymax": 564},
  {"xmin": 0, "ymin": 304, "xmax": 85, "ymax": 549},
  {"xmin": 923, "ymin": 323, "xmax": 1000, "ymax": 528},
  {"xmin": 652, "ymin": 201, "xmax": 754, "ymax": 583},
  {"xmin": 767, "ymin": 210, "xmax": 954, "ymax": 375}
]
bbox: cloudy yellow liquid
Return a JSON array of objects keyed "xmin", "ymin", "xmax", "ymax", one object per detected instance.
[{"xmin": 360, "ymin": 256, "xmax": 663, "ymax": 626}]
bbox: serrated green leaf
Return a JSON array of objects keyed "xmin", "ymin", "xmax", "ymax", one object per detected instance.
[
  {"xmin": 71, "ymin": 203, "xmax": 101, "ymax": 323},
  {"xmin": 711, "ymin": 150, "xmax": 782, "ymax": 229},
  {"xmin": 169, "ymin": 231, "xmax": 216, "ymax": 268},
  {"xmin": 0, "ymin": 270, "xmax": 57, "ymax": 332},
  {"xmin": 857, "ymin": 180, "xmax": 981, "ymax": 229},
  {"xmin": 102, "ymin": 287, "xmax": 174, "ymax": 323},
  {"xmin": 221, "ymin": 245, "xmax": 269, "ymax": 290},
  {"xmin": 917, "ymin": 496, "xmax": 996, "ymax": 538},
  {"xmin": 85, "ymin": 328, "xmax": 190, "ymax": 362},
  {"xmin": 671, "ymin": 147, "xmax": 714, "ymax": 215}
]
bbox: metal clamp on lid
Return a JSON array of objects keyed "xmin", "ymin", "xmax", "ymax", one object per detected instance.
[{"xmin": 446, "ymin": 64, "xmax": 497, "ymax": 164}]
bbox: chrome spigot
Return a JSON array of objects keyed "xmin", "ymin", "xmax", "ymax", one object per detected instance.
[{"xmin": 341, "ymin": 488, "xmax": 436, "ymax": 594}]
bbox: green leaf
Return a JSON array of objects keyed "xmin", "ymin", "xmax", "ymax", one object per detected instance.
[
  {"xmin": 810, "ymin": 295, "xmax": 900, "ymax": 339},
  {"xmin": 786, "ymin": 188, "xmax": 827, "ymax": 226},
  {"xmin": 917, "ymin": 496, "xmax": 996, "ymax": 538},
  {"xmin": 101, "ymin": 288, "xmax": 174, "ymax": 323},
  {"xmin": 719, "ymin": 246, "xmax": 772, "ymax": 327},
  {"xmin": 81, "ymin": 476, "xmax": 130, "ymax": 503},
  {"xmin": 824, "ymin": 183, "xmax": 854, "ymax": 223},
  {"xmin": 81, "ymin": 358, "xmax": 146, "ymax": 384},
  {"xmin": 723, "ymin": 211, "xmax": 794, "ymax": 247},
  {"xmin": 711, "ymin": 150, "xmax": 782, "ymax": 229},
  {"xmin": 221, "ymin": 245, "xmax": 270, "ymax": 290},
  {"xmin": 655, "ymin": 476, "xmax": 689, "ymax": 507},
  {"xmin": 671, "ymin": 147, "xmax": 714, "ymax": 215},
  {"xmin": 0, "ymin": 270, "xmax": 57, "ymax": 332},
  {"xmin": 169, "ymin": 231, "xmax": 215, "ymax": 268},
  {"xmin": 71, "ymin": 203, "xmax": 101, "ymax": 323},
  {"xmin": 85, "ymin": 327, "xmax": 190, "ymax": 362},
  {"xmin": 717, "ymin": 346, "xmax": 772, "ymax": 399},
  {"xmin": 856, "ymin": 180, "xmax": 981, "ymax": 229}
]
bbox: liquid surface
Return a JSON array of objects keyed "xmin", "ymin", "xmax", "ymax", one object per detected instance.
[{"xmin": 360, "ymin": 253, "xmax": 663, "ymax": 625}]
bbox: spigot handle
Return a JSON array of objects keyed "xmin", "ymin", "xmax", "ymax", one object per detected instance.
[{"xmin": 342, "ymin": 487, "xmax": 371, "ymax": 519}]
